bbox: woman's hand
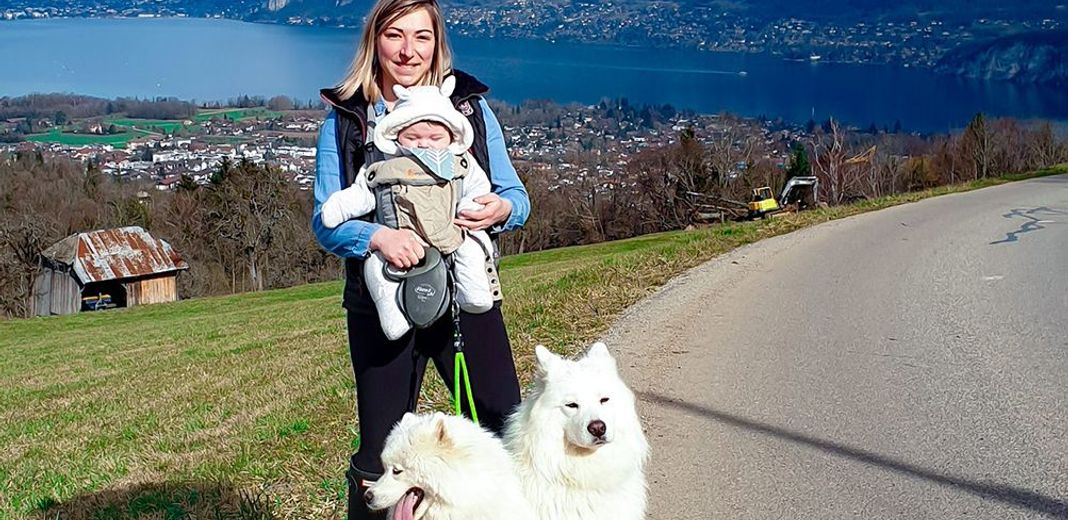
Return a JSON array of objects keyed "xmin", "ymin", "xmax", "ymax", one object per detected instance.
[
  {"xmin": 454, "ymin": 193, "xmax": 513, "ymax": 232},
  {"xmin": 370, "ymin": 228, "xmax": 426, "ymax": 269}
]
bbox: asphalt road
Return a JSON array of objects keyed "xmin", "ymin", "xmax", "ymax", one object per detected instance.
[{"xmin": 606, "ymin": 175, "xmax": 1068, "ymax": 519}]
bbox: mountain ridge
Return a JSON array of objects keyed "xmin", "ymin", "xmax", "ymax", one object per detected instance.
[{"xmin": 935, "ymin": 30, "xmax": 1068, "ymax": 85}]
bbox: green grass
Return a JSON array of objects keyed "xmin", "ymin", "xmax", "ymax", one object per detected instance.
[
  {"xmin": 24, "ymin": 128, "xmax": 150, "ymax": 147},
  {"xmin": 1, "ymin": 165, "xmax": 1064, "ymax": 519},
  {"xmin": 24, "ymin": 107, "xmax": 282, "ymax": 148},
  {"xmin": 110, "ymin": 119, "xmax": 186, "ymax": 134},
  {"xmin": 193, "ymin": 108, "xmax": 282, "ymax": 122}
]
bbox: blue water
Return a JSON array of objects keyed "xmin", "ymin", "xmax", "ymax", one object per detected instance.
[{"xmin": 2, "ymin": 17, "xmax": 1067, "ymax": 133}]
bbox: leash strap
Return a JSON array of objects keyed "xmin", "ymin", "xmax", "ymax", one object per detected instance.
[{"xmin": 447, "ymin": 261, "xmax": 479, "ymax": 425}]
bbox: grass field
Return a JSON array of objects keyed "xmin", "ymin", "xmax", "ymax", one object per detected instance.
[
  {"xmin": 25, "ymin": 108, "xmax": 282, "ymax": 149},
  {"xmin": 24, "ymin": 129, "xmax": 150, "ymax": 147},
  {"xmin": 1, "ymin": 165, "xmax": 1064, "ymax": 519},
  {"xmin": 193, "ymin": 109, "xmax": 283, "ymax": 122},
  {"xmin": 110, "ymin": 120, "xmax": 186, "ymax": 134}
]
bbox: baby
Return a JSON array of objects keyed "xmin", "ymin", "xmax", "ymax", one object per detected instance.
[{"xmin": 321, "ymin": 77, "xmax": 498, "ymax": 340}]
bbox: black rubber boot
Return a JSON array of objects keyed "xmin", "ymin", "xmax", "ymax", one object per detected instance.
[{"xmin": 346, "ymin": 464, "xmax": 385, "ymax": 520}]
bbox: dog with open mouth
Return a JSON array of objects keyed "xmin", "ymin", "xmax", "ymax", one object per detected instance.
[{"xmin": 365, "ymin": 412, "xmax": 535, "ymax": 520}]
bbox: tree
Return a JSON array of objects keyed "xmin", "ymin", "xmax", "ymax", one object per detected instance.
[
  {"xmin": 786, "ymin": 143, "xmax": 811, "ymax": 179},
  {"xmin": 211, "ymin": 157, "xmax": 233, "ymax": 185},
  {"xmin": 204, "ymin": 159, "xmax": 290, "ymax": 292},
  {"xmin": 176, "ymin": 174, "xmax": 199, "ymax": 192},
  {"xmin": 962, "ymin": 112, "xmax": 992, "ymax": 179},
  {"xmin": 809, "ymin": 118, "xmax": 853, "ymax": 205},
  {"xmin": 54, "ymin": 111, "xmax": 68, "ymax": 126},
  {"xmin": 267, "ymin": 95, "xmax": 294, "ymax": 111},
  {"xmin": 1029, "ymin": 122, "xmax": 1062, "ymax": 169},
  {"xmin": 707, "ymin": 119, "xmax": 760, "ymax": 193}
]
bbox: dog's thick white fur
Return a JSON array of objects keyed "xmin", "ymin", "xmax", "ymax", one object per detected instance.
[
  {"xmin": 366, "ymin": 412, "xmax": 535, "ymax": 520},
  {"xmin": 505, "ymin": 342, "xmax": 650, "ymax": 520}
]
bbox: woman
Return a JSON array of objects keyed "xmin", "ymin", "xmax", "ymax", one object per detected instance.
[{"xmin": 310, "ymin": 0, "xmax": 530, "ymax": 518}]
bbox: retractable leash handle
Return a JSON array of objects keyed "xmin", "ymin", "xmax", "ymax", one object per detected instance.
[{"xmin": 447, "ymin": 261, "xmax": 480, "ymax": 426}]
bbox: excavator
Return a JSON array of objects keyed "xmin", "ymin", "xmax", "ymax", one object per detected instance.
[{"xmin": 747, "ymin": 176, "xmax": 819, "ymax": 220}]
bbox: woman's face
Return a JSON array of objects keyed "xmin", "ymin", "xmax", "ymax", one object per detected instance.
[{"xmin": 377, "ymin": 7, "xmax": 436, "ymax": 95}]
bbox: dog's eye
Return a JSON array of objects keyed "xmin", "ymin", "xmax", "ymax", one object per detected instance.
[
  {"xmin": 565, "ymin": 402, "xmax": 579, "ymax": 409},
  {"xmin": 600, "ymin": 397, "xmax": 610, "ymax": 404},
  {"xmin": 391, "ymin": 467, "xmax": 403, "ymax": 475}
]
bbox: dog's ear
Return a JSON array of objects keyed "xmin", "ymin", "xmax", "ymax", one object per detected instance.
[
  {"xmin": 432, "ymin": 413, "xmax": 453, "ymax": 447},
  {"xmin": 398, "ymin": 412, "xmax": 418, "ymax": 429},
  {"xmin": 534, "ymin": 344, "xmax": 561, "ymax": 378},
  {"xmin": 584, "ymin": 342, "xmax": 618, "ymax": 372},
  {"xmin": 397, "ymin": 412, "xmax": 420, "ymax": 431}
]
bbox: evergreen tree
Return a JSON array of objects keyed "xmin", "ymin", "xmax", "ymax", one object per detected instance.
[
  {"xmin": 177, "ymin": 174, "xmax": 199, "ymax": 192},
  {"xmin": 211, "ymin": 157, "xmax": 233, "ymax": 185},
  {"xmin": 786, "ymin": 143, "xmax": 811, "ymax": 179}
]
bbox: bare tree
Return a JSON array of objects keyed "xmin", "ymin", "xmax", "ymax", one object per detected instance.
[
  {"xmin": 1028, "ymin": 122, "xmax": 1061, "ymax": 170},
  {"xmin": 706, "ymin": 119, "xmax": 760, "ymax": 192},
  {"xmin": 962, "ymin": 113, "xmax": 993, "ymax": 179},
  {"xmin": 809, "ymin": 119, "xmax": 851, "ymax": 204},
  {"xmin": 205, "ymin": 159, "xmax": 290, "ymax": 292}
]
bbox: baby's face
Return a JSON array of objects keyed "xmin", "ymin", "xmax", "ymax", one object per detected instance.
[{"xmin": 396, "ymin": 121, "xmax": 452, "ymax": 150}]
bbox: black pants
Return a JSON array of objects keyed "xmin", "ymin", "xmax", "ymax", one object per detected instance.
[{"xmin": 345, "ymin": 302, "xmax": 521, "ymax": 475}]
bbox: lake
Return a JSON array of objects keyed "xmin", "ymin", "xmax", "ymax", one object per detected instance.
[{"xmin": 2, "ymin": 17, "xmax": 1067, "ymax": 133}]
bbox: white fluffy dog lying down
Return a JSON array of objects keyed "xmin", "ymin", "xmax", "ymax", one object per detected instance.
[
  {"xmin": 505, "ymin": 342, "xmax": 650, "ymax": 520},
  {"xmin": 365, "ymin": 412, "xmax": 535, "ymax": 520}
]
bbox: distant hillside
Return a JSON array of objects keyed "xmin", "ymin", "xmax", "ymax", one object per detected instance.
[
  {"xmin": 936, "ymin": 31, "xmax": 1068, "ymax": 85},
  {"xmin": 13, "ymin": 0, "xmax": 1060, "ymax": 25},
  {"xmin": 245, "ymin": 0, "xmax": 1068, "ymax": 24},
  {"xmin": 695, "ymin": 0, "xmax": 1068, "ymax": 23},
  {"xmin": 247, "ymin": 0, "xmax": 373, "ymax": 23}
]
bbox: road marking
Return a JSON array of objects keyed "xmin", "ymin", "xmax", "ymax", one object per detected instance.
[{"xmin": 982, "ymin": 275, "xmax": 1004, "ymax": 281}]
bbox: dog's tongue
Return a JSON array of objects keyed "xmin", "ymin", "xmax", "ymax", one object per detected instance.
[{"xmin": 392, "ymin": 490, "xmax": 419, "ymax": 520}]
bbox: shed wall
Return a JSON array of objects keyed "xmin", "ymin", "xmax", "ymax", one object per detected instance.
[
  {"xmin": 126, "ymin": 275, "xmax": 178, "ymax": 306},
  {"xmin": 50, "ymin": 269, "xmax": 81, "ymax": 315}
]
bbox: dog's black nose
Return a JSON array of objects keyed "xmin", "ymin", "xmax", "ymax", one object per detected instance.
[
  {"xmin": 363, "ymin": 489, "xmax": 374, "ymax": 505},
  {"xmin": 588, "ymin": 420, "xmax": 607, "ymax": 438}
]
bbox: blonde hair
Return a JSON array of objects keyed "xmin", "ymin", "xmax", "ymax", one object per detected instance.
[{"xmin": 335, "ymin": 0, "xmax": 453, "ymax": 103}]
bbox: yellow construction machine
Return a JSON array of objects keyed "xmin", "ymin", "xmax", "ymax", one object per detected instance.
[
  {"xmin": 747, "ymin": 186, "xmax": 780, "ymax": 219},
  {"xmin": 747, "ymin": 176, "xmax": 819, "ymax": 220}
]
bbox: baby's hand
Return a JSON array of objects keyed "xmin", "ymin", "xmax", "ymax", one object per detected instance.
[
  {"xmin": 456, "ymin": 199, "xmax": 486, "ymax": 215},
  {"xmin": 454, "ymin": 193, "xmax": 513, "ymax": 232}
]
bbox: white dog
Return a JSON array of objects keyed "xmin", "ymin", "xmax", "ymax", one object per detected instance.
[
  {"xmin": 505, "ymin": 342, "xmax": 650, "ymax": 520},
  {"xmin": 365, "ymin": 412, "xmax": 535, "ymax": 520}
]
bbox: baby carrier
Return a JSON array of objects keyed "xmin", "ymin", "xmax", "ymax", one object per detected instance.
[{"xmin": 366, "ymin": 153, "xmax": 489, "ymax": 329}]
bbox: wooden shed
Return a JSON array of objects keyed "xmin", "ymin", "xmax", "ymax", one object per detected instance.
[{"xmin": 33, "ymin": 226, "xmax": 189, "ymax": 316}]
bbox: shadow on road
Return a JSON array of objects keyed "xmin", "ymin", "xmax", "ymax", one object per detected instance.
[{"xmin": 639, "ymin": 391, "xmax": 1068, "ymax": 519}]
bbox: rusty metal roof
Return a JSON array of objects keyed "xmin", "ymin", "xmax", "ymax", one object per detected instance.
[{"xmin": 41, "ymin": 226, "xmax": 189, "ymax": 284}]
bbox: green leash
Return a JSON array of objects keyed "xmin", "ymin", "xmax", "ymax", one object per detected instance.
[
  {"xmin": 449, "ymin": 265, "xmax": 479, "ymax": 425},
  {"xmin": 453, "ymin": 350, "xmax": 478, "ymax": 424}
]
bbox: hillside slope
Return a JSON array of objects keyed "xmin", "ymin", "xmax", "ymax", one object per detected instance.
[
  {"xmin": 1, "ymin": 166, "xmax": 1064, "ymax": 518},
  {"xmin": 936, "ymin": 31, "xmax": 1068, "ymax": 85}
]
